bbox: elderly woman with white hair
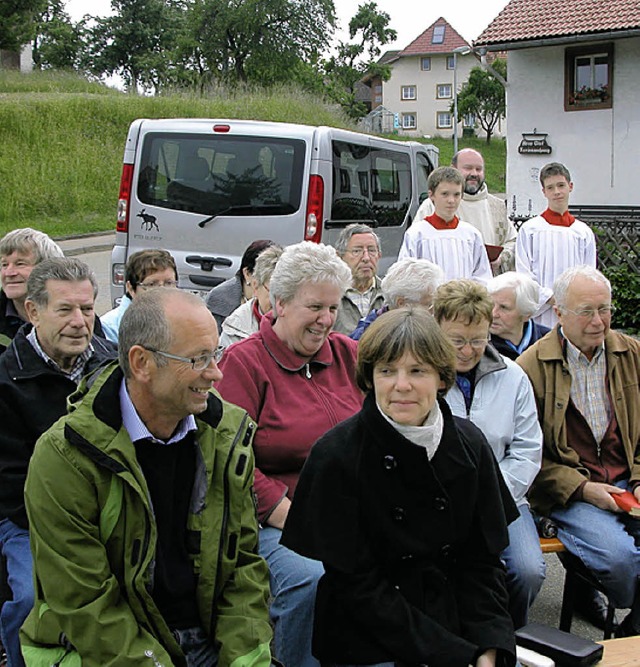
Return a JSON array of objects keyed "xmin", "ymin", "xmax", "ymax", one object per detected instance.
[
  {"xmin": 217, "ymin": 241, "xmax": 363, "ymax": 667},
  {"xmin": 351, "ymin": 257, "xmax": 445, "ymax": 340},
  {"xmin": 486, "ymin": 272, "xmax": 551, "ymax": 360}
]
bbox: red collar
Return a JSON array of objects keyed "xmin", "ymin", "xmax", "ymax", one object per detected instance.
[
  {"xmin": 541, "ymin": 208, "xmax": 575, "ymax": 227},
  {"xmin": 251, "ymin": 297, "xmax": 263, "ymax": 324},
  {"xmin": 426, "ymin": 213, "xmax": 459, "ymax": 230}
]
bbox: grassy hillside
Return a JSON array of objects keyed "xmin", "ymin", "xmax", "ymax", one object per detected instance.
[{"xmin": 0, "ymin": 70, "xmax": 506, "ymax": 238}]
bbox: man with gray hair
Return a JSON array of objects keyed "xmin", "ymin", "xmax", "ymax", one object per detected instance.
[
  {"xmin": 350, "ymin": 257, "xmax": 444, "ymax": 340},
  {"xmin": 0, "ymin": 228, "xmax": 63, "ymax": 353},
  {"xmin": 518, "ymin": 265, "xmax": 640, "ymax": 637},
  {"xmin": 0, "ymin": 258, "xmax": 116, "ymax": 667},
  {"xmin": 334, "ymin": 223, "xmax": 384, "ymax": 335},
  {"xmin": 21, "ymin": 288, "xmax": 274, "ymax": 666}
]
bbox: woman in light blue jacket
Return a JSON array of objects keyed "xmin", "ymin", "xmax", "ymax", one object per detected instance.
[{"xmin": 434, "ymin": 279, "xmax": 544, "ymax": 630}]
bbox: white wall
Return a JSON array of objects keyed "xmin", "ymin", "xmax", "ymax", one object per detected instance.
[
  {"xmin": 383, "ymin": 53, "xmax": 476, "ymax": 137},
  {"xmin": 506, "ymin": 37, "xmax": 640, "ymax": 218}
]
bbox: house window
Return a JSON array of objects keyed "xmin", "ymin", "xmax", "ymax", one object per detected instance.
[
  {"xmin": 374, "ymin": 94, "xmax": 382, "ymax": 104},
  {"xmin": 446, "ymin": 55, "xmax": 455, "ymax": 70},
  {"xmin": 421, "ymin": 57, "xmax": 431, "ymax": 71},
  {"xmin": 565, "ymin": 43, "xmax": 613, "ymax": 111},
  {"xmin": 401, "ymin": 85, "xmax": 417, "ymax": 101},
  {"xmin": 432, "ymin": 26, "xmax": 445, "ymax": 44},
  {"xmin": 402, "ymin": 113, "xmax": 417, "ymax": 129},
  {"xmin": 436, "ymin": 83, "xmax": 452, "ymax": 99},
  {"xmin": 374, "ymin": 84, "xmax": 382, "ymax": 93},
  {"xmin": 463, "ymin": 113, "xmax": 475, "ymax": 128},
  {"xmin": 437, "ymin": 112, "xmax": 452, "ymax": 129}
]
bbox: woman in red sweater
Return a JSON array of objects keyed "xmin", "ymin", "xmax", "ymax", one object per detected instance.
[{"xmin": 217, "ymin": 241, "xmax": 363, "ymax": 667}]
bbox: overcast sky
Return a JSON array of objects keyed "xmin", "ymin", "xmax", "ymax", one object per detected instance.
[{"xmin": 65, "ymin": 0, "xmax": 509, "ymax": 47}]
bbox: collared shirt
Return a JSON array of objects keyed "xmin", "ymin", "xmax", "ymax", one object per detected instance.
[
  {"xmin": 345, "ymin": 284, "xmax": 377, "ymax": 318},
  {"xmin": 119, "ymin": 379, "xmax": 197, "ymax": 445},
  {"xmin": 27, "ymin": 328, "xmax": 93, "ymax": 384},
  {"xmin": 562, "ymin": 328, "xmax": 610, "ymax": 443}
]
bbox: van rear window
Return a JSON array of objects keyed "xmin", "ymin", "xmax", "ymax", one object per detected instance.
[
  {"xmin": 330, "ymin": 141, "xmax": 412, "ymax": 227},
  {"xmin": 137, "ymin": 133, "xmax": 306, "ymax": 217}
]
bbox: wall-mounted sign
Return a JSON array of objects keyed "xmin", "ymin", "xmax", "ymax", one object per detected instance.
[{"xmin": 518, "ymin": 129, "xmax": 552, "ymax": 155}]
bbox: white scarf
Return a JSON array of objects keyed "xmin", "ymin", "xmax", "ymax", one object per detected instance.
[{"xmin": 376, "ymin": 400, "xmax": 444, "ymax": 460}]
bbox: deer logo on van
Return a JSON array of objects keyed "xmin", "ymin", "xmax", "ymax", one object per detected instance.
[{"xmin": 137, "ymin": 209, "xmax": 159, "ymax": 232}]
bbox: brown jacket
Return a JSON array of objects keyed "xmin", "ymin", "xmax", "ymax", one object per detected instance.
[{"xmin": 517, "ymin": 328, "xmax": 640, "ymax": 515}]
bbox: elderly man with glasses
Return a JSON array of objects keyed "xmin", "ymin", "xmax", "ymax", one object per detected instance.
[
  {"xmin": 333, "ymin": 223, "xmax": 385, "ymax": 335},
  {"xmin": 21, "ymin": 288, "xmax": 275, "ymax": 666},
  {"xmin": 518, "ymin": 265, "xmax": 640, "ymax": 638}
]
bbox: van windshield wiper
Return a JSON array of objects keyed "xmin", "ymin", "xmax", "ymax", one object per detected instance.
[{"xmin": 198, "ymin": 203, "xmax": 296, "ymax": 228}]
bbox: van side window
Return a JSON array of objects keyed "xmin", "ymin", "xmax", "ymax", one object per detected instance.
[
  {"xmin": 330, "ymin": 141, "xmax": 411, "ymax": 228},
  {"xmin": 416, "ymin": 152, "xmax": 434, "ymax": 205},
  {"xmin": 137, "ymin": 133, "xmax": 305, "ymax": 218}
]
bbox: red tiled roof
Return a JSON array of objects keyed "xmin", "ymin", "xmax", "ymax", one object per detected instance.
[
  {"xmin": 400, "ymin": 17, "xmax": 470, "ymax": 55},
  {"xmin": 476, "ymin": 0, "xmax": 640, "ymax": 46}
]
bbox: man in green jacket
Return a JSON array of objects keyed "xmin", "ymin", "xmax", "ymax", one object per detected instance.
[
  {"xmin": 518, "ymin": 265, "xmax": 640, "ymax": 638},
  {"xmin": 21, "ymin": 288, "xmax": 274, "ymax": 666}
]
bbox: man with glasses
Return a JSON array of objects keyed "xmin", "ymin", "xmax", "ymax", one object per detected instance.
[
  {"xmin": 100, "ymin": 248, "xmax": 178, "ymax": 343},
  {"xmin": 334, "ymin": 224, "xmax": 384, "ymax": 335},
  {"xmin": 0, "ymin": 258, "xmax": 116, "ymax": 667},
  {"xmin": 21, "ymin": 288, "xmax": 274, "ymax": 665},
  {"xmin": 518, "ymin": 265, "xmax": 640, "ymax": 637}
]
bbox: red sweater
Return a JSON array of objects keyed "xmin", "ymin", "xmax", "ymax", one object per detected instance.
[{"xmin": 217, "ymin": 312, "xmax": 363, "ymax": 521}]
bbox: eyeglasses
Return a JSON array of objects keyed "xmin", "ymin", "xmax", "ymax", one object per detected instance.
[
  {"xmin": 138, "ymin": 280, "xmax": 178, "ymax": 290},
  {"xmin": 347, "ymin": 246, "xmax": 380, "ymax": 258},
  {"xmin": 448, "ymin": 336, "xmax": 490, "ymax": 350},
  {"xmin": 560, "ymin": 305, "xmax": 616, "ymax": 319},
  {"xmin": 143, "ymin": 346, "xmax": 224, "ymax": 371}
]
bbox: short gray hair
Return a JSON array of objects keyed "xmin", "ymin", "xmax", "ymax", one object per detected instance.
[
  {"xmin": 486, "ymin": 271, "xmax": 540, "ymax": 318},
  {"xmin": 269, "ymin": 241, "xmax": 352, "ymax": 309},
  {"xmin": 26, "ymin": 258, "xmax": 98, "ymax": 307},
  {"xmin": 0, "ymin": 228, "xmax": 63, "ymax": 263},
  {"xmin": 118, "ymin": 288, "xmax": 205, "ymax": 378},
  {"xmin": 334, "ymin": 224, "xmax": 381, "ymax": 256},
  {"xmin": 253, "ymin": 245, "xmax": 283, "ymax": 287},
  {"xmin": 381, "ymin": 258, "xmax": 444, "ymax": 308},
  {"xmin": 554, "ymin": 265, "xmax": 611, "ymax": 309}
]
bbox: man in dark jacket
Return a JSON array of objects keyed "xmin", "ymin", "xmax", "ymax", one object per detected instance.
[
  {"xmin": 0, "ymin": 258, "xmax": 116, "ymax": 667},
  {"xmin": 0, "ymin": 228, "xmax": 64, "ymax": 354}
]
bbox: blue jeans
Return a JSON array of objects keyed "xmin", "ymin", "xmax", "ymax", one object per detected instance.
[
  {"xmin": 259, "ymin": 526, "xmax": 323, "ymax": 667},
  {"xmin": 0, "ymin": 519, "xmax": 33, "ymax": 667},
  {"xmin": 501, "ymin": 504, "xmax": 546, "ymax": 629},
  {"xmin": 173, "ymin": 626, "xmax": 218, "ymax": 666},
  {"xmin": 550, "ymin": 481, "xmax": 640, "ymax": 608}
]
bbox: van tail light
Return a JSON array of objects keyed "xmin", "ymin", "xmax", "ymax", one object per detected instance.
[
  {"xmin": 116, "ymin": 163, "xmax": 134, "ymax": 233},
  {"xmin": 304, "ymin": 175, "xmax": 324, "ymax": 243}
]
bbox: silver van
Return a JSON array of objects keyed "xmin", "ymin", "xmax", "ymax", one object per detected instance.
[{"xmin": 110, "ymin": 118, "xmax": 438, "ymax": 305}]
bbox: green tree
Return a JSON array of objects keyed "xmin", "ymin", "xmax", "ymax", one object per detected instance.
[
  {"xmin": 454, "ymin": 58, "xmax": 506, "ymax": 144},
  {"xmin": 33, "ymin": 0, "xmax": 83, "ymax": 70},
  {"xmin": 323, "ymin": 2, "xmax": 396, "ymax": 120},
  {"xmin": 0, "ymin": 0, "xmax": 46, "ymax": 51},
  {"xmin": 86, "ymin": 0, "xmax": 187, "ymax": 92},
  {"xmin": 187, "ymin": 0, "xmax": 336, "ymax": 86}
]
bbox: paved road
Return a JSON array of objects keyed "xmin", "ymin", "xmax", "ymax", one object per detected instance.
[{"xmin": 62, "ymin": 232, "xmax": 620, "ymax": 644}]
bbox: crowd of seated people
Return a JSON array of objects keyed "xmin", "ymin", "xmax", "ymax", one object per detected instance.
[{"xmin": 1, "ymin": 187, "xmax": 638, "ymax": 666}]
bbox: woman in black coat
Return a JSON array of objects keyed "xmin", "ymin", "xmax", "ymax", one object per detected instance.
[{"xmin": 282, "ymin": 306, "xmax": 518, "ymax": 667}]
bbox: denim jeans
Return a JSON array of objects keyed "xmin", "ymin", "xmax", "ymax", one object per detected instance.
[
  {"xmin": 550, "ymin": 480, "xmax": 640, "ymax": 608},
  {"xmin": 501, "ymin": 504, "xmax": 546, "ymax": 629},
  {"xmin": 173, "ymin": 626, "xmax": 218, "ymax": 667},
  {"xmin": 259, "ymin": 525, "xmax": 324, "ymax": 667},
  {"xmin": 0, "ymin": 519, "xmax": 33, "ymax": 667}
]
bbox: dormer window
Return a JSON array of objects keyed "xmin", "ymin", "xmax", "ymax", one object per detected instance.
[{"xmin": 432, "ymin": 25, "xmax": 445, "ymax": 44}]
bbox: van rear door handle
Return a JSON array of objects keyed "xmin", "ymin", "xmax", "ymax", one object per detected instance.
[{"xmin": 185, "ymin": 256, "xmax": 233, "ymax": 272}]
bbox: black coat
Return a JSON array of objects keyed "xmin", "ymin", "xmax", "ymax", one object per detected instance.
[
  {"xmin": 282, "ymin": 395, "xmax": 518, "ymax": 667},
  {"xmin": 490, "ymin": 321, "xmax": 550, "ymax": 361},
  {"xmin": 0, "ymin": 324, "xmax": 117, "ymax": 528}
]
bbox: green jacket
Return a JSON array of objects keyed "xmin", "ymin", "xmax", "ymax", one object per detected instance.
[
  {"xmin": 21, "ymin": 362, "xmax": 273, "ymax": 667},
  {"xmin": 518, "ymin": 328, "xmax": 640, "ymax": 515}
]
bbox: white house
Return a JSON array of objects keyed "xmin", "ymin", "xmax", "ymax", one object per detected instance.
[
  {"xmin": 365, "ymin": 18, "xmax": 479, "ymax": 139},
  {"xmin": 475, "ymin": 0, "xmax": 640, "ymax": 219}
]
